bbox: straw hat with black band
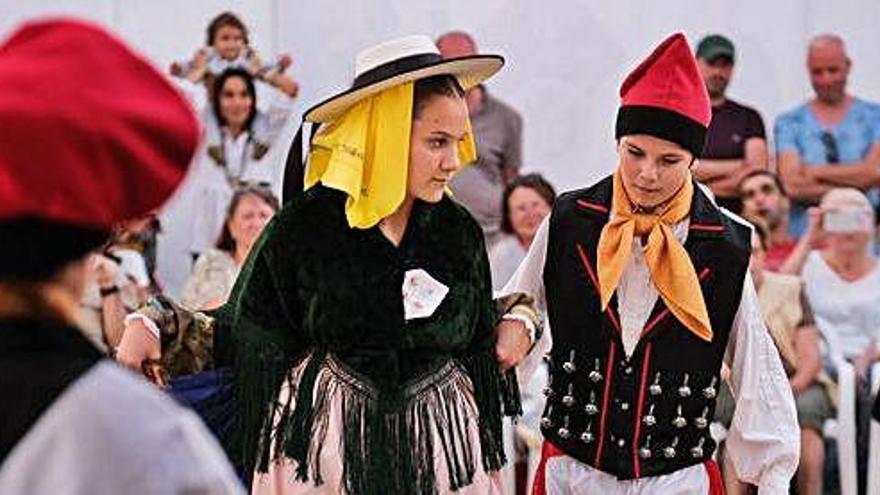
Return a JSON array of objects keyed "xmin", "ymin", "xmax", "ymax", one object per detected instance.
[{"xmin": 282, "ymin": 35, "xmax": 503, "ymax": 204}]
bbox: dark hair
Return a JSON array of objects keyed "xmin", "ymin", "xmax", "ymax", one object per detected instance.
[
  {"xmin": 412, "ymin": 75, "xmax": 466, "ymax": 119},
  {"xmin": 739, "ymin": 169, "xmax": 788, "ymax": 198},
  {"xmin": 206, "ymin": 12, "xmax": 249, "ymax": 46},
  {"xmin": 215, "ymin": 184, "xmax": 280, "ymax": 253},
  {"xmin": 500, "ymin": 174, "xmax": 557, "ymax": 234},
  {"xmin": 211, "ymin": 68, "xmax": 258, "ymax": 132},
  {"xmin": 744, "ymin": 213, "xmax": 770, "ymax": 251}
]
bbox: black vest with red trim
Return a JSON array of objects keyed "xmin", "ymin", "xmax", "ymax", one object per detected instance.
[{"xmin": 540, "ymin": 176, "xmax": 750, "ymax": 480}]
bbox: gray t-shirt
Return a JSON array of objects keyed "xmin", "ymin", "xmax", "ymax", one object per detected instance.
[{"xmin": 450, "ymin": 90, "xmax": 523, "ymax": 245}]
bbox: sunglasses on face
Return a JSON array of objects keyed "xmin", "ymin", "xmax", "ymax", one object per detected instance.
[
  {"xmin": 742, "ymin": 183, "xmax": 778, "ymax": 200},
  {"xmin": 820, "ymin": 131, "xmax": 840, "ymax": 164}
]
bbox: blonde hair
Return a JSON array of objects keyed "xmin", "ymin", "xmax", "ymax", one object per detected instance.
[{"xmin": 821, "ymin": 188, "xmax": 874, "ymax": 217}]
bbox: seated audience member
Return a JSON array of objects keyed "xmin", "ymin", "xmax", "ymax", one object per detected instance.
[
  {"xmin": 179, "ymin": 184, "xmax": 278, "ymax": 310},
  {"xmin": 490, "ymin": 173, "xmax": 555, "ymax": 290},
  {"xmin": 796, "ymin": 188, "xmax": 880, "ymax": 492},
  {"xmin": 715, "ymin": 220, "xmax": 831, "ymax": 495},
  {"xmin": 739, "ymin": 170, "xmax": 799, "ymax": 271},
  {"xmin": 79, "ymin": 221, "xmax": 153, "ymax": 352},
  {"xmin": 775, "ymin": 34, "xmax": 880, "ymax": 237},
  {"xmin": 181, "ymin": 67, "xmax": 294, "ymax": 260},
  {"xmin": 692, "ymin": 34, "xmax": 768, "ymax": 213}
]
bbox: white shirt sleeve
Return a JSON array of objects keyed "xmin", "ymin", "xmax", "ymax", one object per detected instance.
[
  {"xmin": 724, "ymin": 274, "xmax": 800, "ymax": 495},
  {"xmin": 259, "ymin": 84, "xmax": 297, "ymax": 146},
  {"xmin": 498, "ymin": 216, "xmax": 550, "ymax": 383}
]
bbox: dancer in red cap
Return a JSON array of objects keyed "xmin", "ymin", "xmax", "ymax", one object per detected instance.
[
  {"xmin": 497, "ymin": 33, "xmax": 799, "ymax": 494},
  {"xmin": 0, "ymin": 18, "xmax": 243, "ymax": 494}
]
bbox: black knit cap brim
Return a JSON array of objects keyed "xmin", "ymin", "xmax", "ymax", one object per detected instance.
[
  {"xmin": 0, "ymin": 218, "xmax": 108, "ymax": 281},
  {"xmin": 615, "ymin": 105, "xmax": 707, "ymax": 158}
]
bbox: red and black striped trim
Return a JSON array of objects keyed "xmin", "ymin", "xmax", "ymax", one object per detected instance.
[
  {"xmin": 576, "ymin": 199, "xmax": 610, "ymax": 215},
  {"xmin": 631, "ymin": 341, "xmax": 654, "ymax": 478},
  {"xmin": 575, "ymin": 243, "xmax": 621, "ymax": 333}
]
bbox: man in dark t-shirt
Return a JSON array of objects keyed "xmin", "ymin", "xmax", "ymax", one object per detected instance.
[{"xmin": 692, "ymin": 34, "xmax": 769, "ymax": 213}]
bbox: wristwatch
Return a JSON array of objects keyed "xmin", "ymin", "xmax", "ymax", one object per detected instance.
[{"xmin": 99, "ymin": 285, "xmax": 120, "ymax": 298}]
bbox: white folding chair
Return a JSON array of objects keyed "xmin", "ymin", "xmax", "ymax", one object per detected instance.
[
  {"xmin": 866, "ymin": 363, "xmax": 880, "ymax": 495},
  {"xmin": 819, "ymin": 327, "xmax": 858, "ymax": 495}
]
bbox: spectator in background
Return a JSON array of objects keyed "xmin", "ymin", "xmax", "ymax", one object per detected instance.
[
  {"xmin": 112, "ymin": 214, "xmax": 162, "ymax": 291},
  {"xmin": 437, "ymin": 31, "xmax": 523, "ymax": 249},
  {"xmin": 739, "ymin": 170, "xmax": 799, "ymax": 271},
  {"xmin": 180, "ymin": 67, "xmax": 295, "ymax": 259},
  {"xmin": 180, "ymin": 184, "xmax": 278, "ymax": 310},
  {"xmin": 715, "ymin": 220, "xmax": 831, "ymax": 495},
  {"xmin": 775, "ymin": 34, "xmax": 880, "ymax": 237},
  {"xmin": 792, "ymin": 188, "xmax": 880, "ymax": 493},
  {"xmin": 171, "ymin": 11, "xmax": 297, "ymax": 97},
  {"xmin": 490, "ymin": 173, "xmax": 555, "ymax": 290},
  {"xmin": 692, "ymin": 34, "xmax": 768, "ymax": 214},
  {"xmin": 79, "ymin": 226, "xmax": 152, "ymax": 353}
]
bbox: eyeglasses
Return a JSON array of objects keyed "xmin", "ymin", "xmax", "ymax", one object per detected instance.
[
  {"xmin": 742, "ymin": 182, "xmax": 778, "ymax": 200},
  {"xmin": 820, "ymin": 131, "xmax": 839, "ymax": 164}
]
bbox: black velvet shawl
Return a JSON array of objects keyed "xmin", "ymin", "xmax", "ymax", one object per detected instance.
[{"xmin": 216, "ymin": 184, "xmax": 518, "ymax": 493}]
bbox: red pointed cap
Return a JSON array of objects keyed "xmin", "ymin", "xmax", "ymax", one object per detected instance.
[
  {"xmin": 0, "ymin": 18, "xmax": 199, "ymax": 279},
  {"xmin": 615, "ymin": 33, "xmax": 710, "ymax": 157}
]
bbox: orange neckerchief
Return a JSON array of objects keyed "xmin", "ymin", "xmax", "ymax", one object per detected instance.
[{"xmin": 596, "ymin": 170, "xmax": 712, "ymax": 342}]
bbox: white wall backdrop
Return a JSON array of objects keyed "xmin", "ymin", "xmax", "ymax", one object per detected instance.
[
  {"xmin": 3, "ymin": 0, "xmax": 880, "ymax": 189},
  {"xmin": 2, "ymin": 0, "xmax": 879, "ymax": 292}
]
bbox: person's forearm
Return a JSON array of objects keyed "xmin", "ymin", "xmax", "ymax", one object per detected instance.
[
  {"xmin": 708, "ymin": 169, "xmax": 748, "ymax": 198},
  {"xmin": 693, "ymin": 158, "xmax": 742, "ymax": 182},
  {"xmin": 777, "ymin": 238, "xmax": 814, "ymax": 275},
  {"xmin": 782, "ymin": 173, "xmax": 832, "ymax": 204},
  {"xmin": 810, "ymin": 161, "xmax": 880, "ymax": 189},
  {"xmin": 101, "ymin": 294, "xmax": 128, "ymax": 348},
  {"xmin": 267, "ymin": 73, "xmax": 299, "ymax": 98}
]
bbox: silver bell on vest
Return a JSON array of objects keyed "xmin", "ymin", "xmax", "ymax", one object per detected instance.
[
  {"xmin": 691, "ymin": 438, "xmax": 706, "ymax": 458},
  {"xmin": 584, "ymin": 391, "xmax": 599, "ymax": 416},
  {"xmin": 649, "ymin": 372, "xmax": 662, "ymax": 396},
  {"xmin": 557, "ymin": 416, "xmax": 571, "ymax": 439},
  {"xmin": 562, "ymin": 350, "xmax": 577, "ymax": 374},
  {"xmin": 588, "ymin": 358, "xmax": 602, "ymax": 383},
  {"xmin": 562, "ymin": 383, "xmax": 576, "ymax": 408},
  {"xmin": 541, "ymin": 405, "xmax": 554, "ymax": 429},
  {"xmin": 702, "ymin": 377, "xmax": 717, "ymax": 399},
  {"xmin": 678, "ymin": 373, "xmax": 692, "ymax": 398},
  {"xmin": 642, "ymin": 404, "xmax": 656, "ymax": 427},
  {"xmin": 663, "ymin": 437, "xmax": 679, "ymax": 459},
  {"xmin": 639, "ymin": 435, "xmax": 653, "ymax": 459},
  {"xmin": 672, "ymin": 405, "xmax": 687, "ymax": 429},
  {"xmin": 694, "ymin": 406, "xmax": 710, "ymax": 429}
]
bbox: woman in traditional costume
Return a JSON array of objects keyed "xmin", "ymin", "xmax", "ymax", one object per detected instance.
[
  {"xmin": 118, "ymin": 34, "xmax": 536, "ymax": 494},
  {"xmin": 496, "ymin": 33, "xmax": 800, "ymax": 494}
]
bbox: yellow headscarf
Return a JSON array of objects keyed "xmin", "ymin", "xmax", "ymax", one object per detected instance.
[{"xmin": 304, "ymin": 81, "xmax": 477, "ymax": 228}]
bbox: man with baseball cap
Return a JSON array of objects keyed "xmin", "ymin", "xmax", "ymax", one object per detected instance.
[{"xmin": 692, "ymin": 34, "xmax": 769, "ymax": 214}]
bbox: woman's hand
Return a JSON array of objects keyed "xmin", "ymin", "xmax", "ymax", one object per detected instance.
[
  {"xmin": 116, "ymin": 317, "xmax": 161, "ymax": 378},
  {"xmin": 495, "ymin": 320, "xmax": 532, "ymax": 371},
  {"xmin": 804, "ymin": 206, "xmax": 824, "ymax": 248},
  {"xmin": 91, "ymin": 253, "xmax": 119, "ymax": 289}
]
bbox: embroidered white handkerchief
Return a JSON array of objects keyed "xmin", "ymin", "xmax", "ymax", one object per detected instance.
[{"xmin": 402, "ymin": 268, "xmax": 449, "ymax": 320}]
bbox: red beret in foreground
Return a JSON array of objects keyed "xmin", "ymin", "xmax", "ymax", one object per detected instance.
[{"xmin": 0, "ymin": 17, "xmax": 199, "ymax": 229}]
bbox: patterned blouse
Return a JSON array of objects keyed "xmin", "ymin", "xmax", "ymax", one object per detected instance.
[{"xmin": 179, "ymin": 248, "xmax": 239, "ymax": 310}]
